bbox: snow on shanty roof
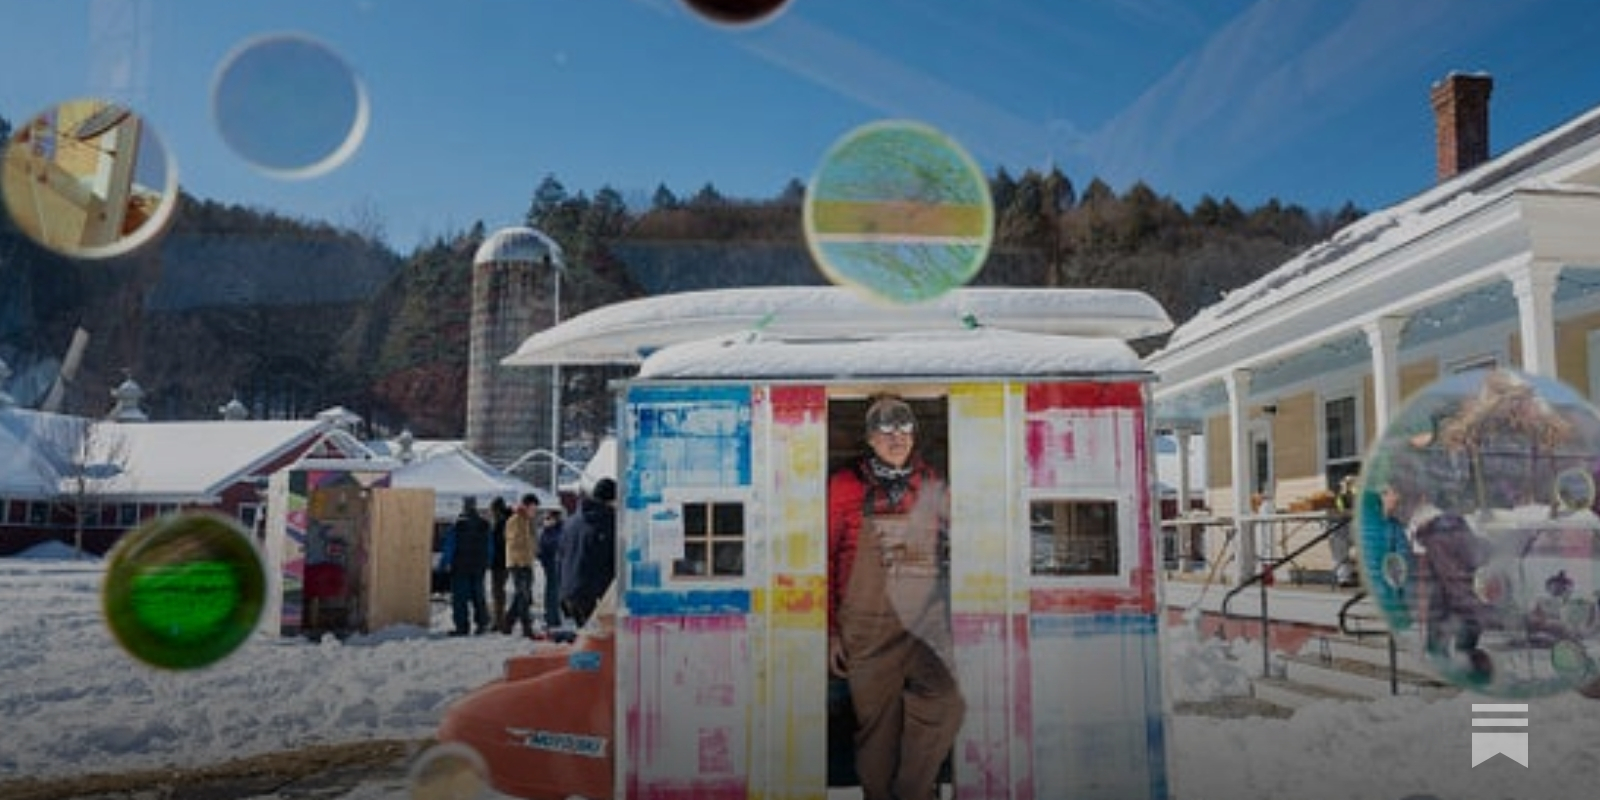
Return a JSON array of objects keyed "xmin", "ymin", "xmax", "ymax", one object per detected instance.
[
  {"xmin": 638, "ymin": 328, "xmax": 1146, "ymax": 380},
  {"xmin": 505, "ymin": 285, "xmax": 1172, "ymax": 366}
]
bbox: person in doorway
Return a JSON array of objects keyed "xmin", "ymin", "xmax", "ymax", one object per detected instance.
[
  {"xmin": 439, "ymin": 496, "xmax": 493, "ymax": 636},
  {"xmin": 559, "ymin": 478, "xmax": 618, "ymax": 630},
  {"xmin": 487, "ymin": 496, "xmax": 511, "ymax": 631},
  {"xmin": 537, "ymin": 508, "xmax": 566, "ymax": 634},
  {"xmin": 827, "ymin": 395, "xmax": 963, "ymax": 800},
  {"xmin": 503, "ymin": 493, "xmax": 539, "ymax": 637}
]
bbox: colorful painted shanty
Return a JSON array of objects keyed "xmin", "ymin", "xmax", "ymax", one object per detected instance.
[{"xmin": 438, "ymin": 286, "xmax": 1177, "ymax": 800}]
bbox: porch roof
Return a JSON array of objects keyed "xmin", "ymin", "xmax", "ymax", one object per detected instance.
[{"xmin": 1148, "ymin": 102, "xmax": 1600, "ymax": 414}]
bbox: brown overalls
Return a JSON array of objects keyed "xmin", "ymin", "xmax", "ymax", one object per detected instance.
[{"xmin": 838, "ymin": 477, "xmax": 964, "ymax": 800}]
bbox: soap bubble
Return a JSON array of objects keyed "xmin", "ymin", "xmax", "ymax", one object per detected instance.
[
  {"xmin": 101, "ymin": 512, "xmax": 266, "ymax": 670},
  {"xmin": 680, "ymin": 0, "xmax": 792, "ymax": 27},
  {"xmin": 212, "ymin": 33, "xmax": 368, "ymax": 178},
  {"xmin": 1358, "ymin": 368, "xmax": 1600, "ymax": 697},
  {"xmin": 409, "ymin": 742, "xmax": 490, "ymax": 800},
  {"xmin": 804, "ymin": 119, "xmax": 993, "ymax": 305},
  {"xmin": 0, "ymin": 98, "xmax": 178, "ymax": 259}
]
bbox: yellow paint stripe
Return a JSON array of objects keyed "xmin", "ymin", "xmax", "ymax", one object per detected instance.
[{"xmin": 811, "ymin": 199, "xmax": 989, "ymax": 237}]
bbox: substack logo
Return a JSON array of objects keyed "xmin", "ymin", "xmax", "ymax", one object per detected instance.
[{"xmin": 1470, "ymin": 703, "xmax": 1529, "ymax": 767}]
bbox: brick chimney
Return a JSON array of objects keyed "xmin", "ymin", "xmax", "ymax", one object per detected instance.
[{"xmin": 1431, "ymin": 72, "xmax": 1493, "ymax": 182}]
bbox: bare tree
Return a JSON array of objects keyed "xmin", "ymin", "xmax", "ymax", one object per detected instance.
[{"xmin": 45, "ymin": 417, "xmax": 132, "ymax": 559}]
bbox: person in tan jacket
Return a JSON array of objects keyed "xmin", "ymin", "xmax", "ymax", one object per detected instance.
[{"xmin": 502, "ymin": 493, "xmax": 540, "ymax": 637}]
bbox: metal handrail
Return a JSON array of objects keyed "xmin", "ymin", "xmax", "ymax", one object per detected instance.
[
  {"xmin": 1220, "ymin": 514, "xmax": 1350, "ymax": 675},
  {"xmin": 1337, "ymin": 589, "xmax": 1400, "ymax": 695}
]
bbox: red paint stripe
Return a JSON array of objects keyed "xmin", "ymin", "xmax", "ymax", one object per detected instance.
[
  {"xmin": 1029, "ymin": 588, "xmax": 1151, "ymax": 614},
  {"xmin": 770, "ymin": 384, "xmax": 826, "ymax": 425},
  {"xmin": 1025, "ymin": 381, "xmax": 1144, "ymax": 410}
]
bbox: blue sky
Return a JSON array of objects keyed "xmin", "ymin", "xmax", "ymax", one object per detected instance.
[{"xmin": 4, "ymin": 0, "xmax": 1600, "ymax": 254}]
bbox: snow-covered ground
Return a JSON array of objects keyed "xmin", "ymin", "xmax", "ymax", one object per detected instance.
[{"xmin": 3, "ymin": 542, "xmax": 1596, "ymax": 799}]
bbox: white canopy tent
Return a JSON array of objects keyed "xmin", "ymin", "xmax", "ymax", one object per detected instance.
[{"xmin": 388, "ymin": 445, "xmax": 554, "ymax": 520}]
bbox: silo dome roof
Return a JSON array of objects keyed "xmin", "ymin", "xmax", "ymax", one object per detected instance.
[{"xmin": 473, "ymin": 226, "xmax": 565, "ymax": 267}]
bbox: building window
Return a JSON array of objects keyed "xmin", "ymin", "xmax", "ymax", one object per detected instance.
[
  {"xmin": 672, "ymin": 501, "xmax": 745, "ymax": 578},
  {"xmin": 1029, "ymin": 499, "xmax": 1119, "ymax": 577},
  {"xmin": 238, "ymin": 503, "xmax": 262, "ymax": 532},
  {"xmin": 28, "ymin": 501, "xmax": 50, "ymax": 526},
  {"xmin": 3, "ymin": 499, "xmax": 22, "ymax": 525},
  {"xmin": 118, "ymin": 503, "xmax": 139, "ymax": 527},
  {"xmin": 1324, "ymin": 395, "xmax": 1361, "ymax": 486}
]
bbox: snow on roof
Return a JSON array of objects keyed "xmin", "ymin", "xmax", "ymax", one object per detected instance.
[
  {"xmin": 1157, "ymin": 103, "xmax": 1600, "ymax": 354},
  {"xmin": 638, "ymin": 327, "xmax": 1147, "ymax": 379},
  {"xmin": 505, "ymin": 286, "xmax": 1172, "ymax": 366},
  {"xmin": 71, "ymin": 419, "xmax": 376, "ymax": 502}
]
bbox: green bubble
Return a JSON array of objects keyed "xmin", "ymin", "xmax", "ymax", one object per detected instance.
[
  {"xmin": 102, "ymin": 512, "xmax": 266, "ymax": 670},
  {"xmin": 804, "ymin": 119, "xmax": 994, "ymax": 305}
]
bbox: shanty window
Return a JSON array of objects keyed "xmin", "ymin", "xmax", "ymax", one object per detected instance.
[
  {"xmin": 1029, "ymin": 499, "xmax": 1119, "ymax": 577},
  {"xmin": 672, "ymin": 501, "xmax": 745, "ymax": 578}
]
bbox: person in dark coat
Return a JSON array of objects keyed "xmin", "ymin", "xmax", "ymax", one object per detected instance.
[
  {"xmin": 537, "ymin": 507, "xmax": 565, "ymax": 633},
  {"xmin": 1416, "ymin": 510, "xmax": 1493, "ymax": 682},
  {"xmin": 439, "ymin": 496, "xmax": 494, "ymax": 636},
  {"xmin": 487, "ymin": 496, "xmax": 511, "ymax": 631},
  {"xmin": 558, "ymin": 478, "xmax": 618, "ymax": 629}
]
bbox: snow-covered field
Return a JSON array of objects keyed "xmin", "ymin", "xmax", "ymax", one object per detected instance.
[{"xmin": 3, "ymin": 543, "xmax": 1596, "ymax": 799}]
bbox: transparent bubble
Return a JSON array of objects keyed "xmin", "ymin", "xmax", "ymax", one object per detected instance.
[
  {"xmin": 409, "ymin": 742, "xmax": 490, "ymax": 800},
  {"xmin": 212, "ymin": 33, "xmax": 369, "ymax": 178},
  {"xmin": 680, "ymin": 0, "xmax": 792, "ymax": 27},
  {"xmin": 101, "ymin": 512, "xmax": 266, "ymax": 670},
  {"xmin": 0, "ymin": 98, "xmax": 178, "ymax": 259},
  {"xmin": 1358, "ymin": 368, "xmax": 1600, "ymax": 697},
  {"xmin": 804, "ymin": 120, "xmax": 994, "ymax": 305}
]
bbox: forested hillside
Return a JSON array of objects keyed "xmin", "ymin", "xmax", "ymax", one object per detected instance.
[{"xmin": 1, "ymin": 109, "xmax": 1361, "ymax": 441}]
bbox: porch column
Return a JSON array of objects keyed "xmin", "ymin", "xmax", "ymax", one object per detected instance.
[
  {"xmin": 1174, "ymin": 426, "xmax": 1194, "ymax": 515},
  {"xmin": 1509, "ymin": 259, "xmax": 1562, "ymax": 377},
  {"xmin": 1363, "ymin": 316, "xmax": 1407, "ymax": 433},
  {"xmin": 1224, "ymin": 369, "xmax": 1256, "ymax": 583}
]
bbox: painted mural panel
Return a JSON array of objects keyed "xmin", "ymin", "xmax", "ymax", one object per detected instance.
[
  {"xmin": 624, "ymin": 615, "xmax": 750, "ymax": 800},
  {"xmin": 1025, "ymin": 382, "xmax": 1144, "ymax": 492},
  {"xmin": 624, "ymin": 384, "xmax": 752, "ymax": 506},
  {"xmin": 268, "ymin": 468, "xmax": 391, "ymax": 636},
  {"xmin": 621, "ymin": 384, "xmax": 765, "ymax": 798},
  {"xmin": 1029, "ymin": 613, "xmax": 1169, "ymax": 800},
  {"xmin": 759, "ymin": 385, "xmax": 830, "ymax": 798},
  {"xmin": 945, "ymin": 383, "xmax": 1026, "ymax": 799},
  {"xmin": 1024, "ymin": 381, "xmax": 1158, "ymax": 613}
]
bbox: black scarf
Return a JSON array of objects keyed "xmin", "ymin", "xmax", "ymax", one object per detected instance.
[{"xmin": 866, "ymin": 456, "xmax": 915, "ymax": 509}]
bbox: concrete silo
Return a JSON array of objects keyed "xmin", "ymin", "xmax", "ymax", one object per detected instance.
[{"xmin": 466, "ymin": 226, "xmax": 563, "ymax": 487}]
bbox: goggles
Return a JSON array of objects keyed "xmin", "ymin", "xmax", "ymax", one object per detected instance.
[{"xmin": 872, "ymin": 421, "xmax": 916, "ymax": 435}]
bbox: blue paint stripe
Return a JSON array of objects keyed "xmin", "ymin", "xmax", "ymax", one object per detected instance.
[
  {"xmin": 624, "ymin": 588, "xmax": 752, "ymax": 616},
  {"xmin": 1030, "ymin": 612, "xmax": 1158, "ymax": 638}
]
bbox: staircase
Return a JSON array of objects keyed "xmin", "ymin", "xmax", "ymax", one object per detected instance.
[
  {"xmin": 1164, "ymin": 577, "xmax": 1460, "ymax": 713},
  {"xmin": 1251, "ymin": 627, "xmax": 1459, "ymax": 710}
]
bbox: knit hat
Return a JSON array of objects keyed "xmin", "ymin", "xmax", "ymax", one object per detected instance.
[
  {"xmin": 592, "ymin": 477, "xmax": 617, "ymax": 503},
  {"xmin": 864, "ymin": 396, "xmax": 916, "ymax": 433}
]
